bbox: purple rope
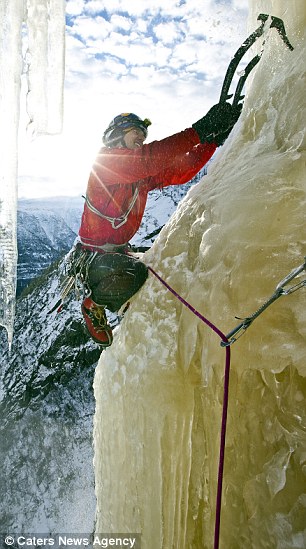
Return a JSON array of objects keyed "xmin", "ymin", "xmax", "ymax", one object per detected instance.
[{"xmin": 148, "ymin": 266, "xmax": 231, "ymax": 549}]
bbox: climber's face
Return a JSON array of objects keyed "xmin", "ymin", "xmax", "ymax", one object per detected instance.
[{"xmin": 123, "ymin": 127, "xmax": 146, "ymax": 149}]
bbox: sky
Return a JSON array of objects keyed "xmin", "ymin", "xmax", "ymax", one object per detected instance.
[{"xmin": 18, "ymin": 0, "xmax": 249, "ymax": 199}]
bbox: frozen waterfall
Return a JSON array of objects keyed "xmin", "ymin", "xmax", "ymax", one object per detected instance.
[
  {"xmin": 93, "ymin": 1, "xmax": 306, "ymax": 548},
  {"xmin": 0, "ymin": 0, "xmax": 65, "ymax": 345}
]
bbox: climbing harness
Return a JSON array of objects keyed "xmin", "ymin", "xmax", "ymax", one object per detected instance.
[
  {"xmin": 219, "ymin": 13, "xmax": 294, "ymax": 109},
  {"xmin": 83, "ymin": 185, "xmax": 139, "ymax": 229},
  {"xmin": 149, "ymin": 254, "xmax": 304, "ymax": 549},
  {"xmin": 78, "ymin": 239, "xmax": 129, "ymax": 253},
  {"xmin": 48, "ymin": 241, "xmax": 148, "ymax": 316},
  {"xmin": 222, "ymin": 257, "xmax": 306, "ymax": 347}
]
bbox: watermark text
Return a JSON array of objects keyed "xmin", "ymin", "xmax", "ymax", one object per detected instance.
[{"xmin": 1, "ymin": 534, "xmax": 140, "ymax": 549}]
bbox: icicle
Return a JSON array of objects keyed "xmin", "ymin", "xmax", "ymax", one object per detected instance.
[
  {"xmin": 26, "ymin": 0, "xmax": 65, "ymax": 135},
  {"xmin": 0, "ymin": 0, "xmax": 65, "ymax": 348},
  {"xmin": 0, "ymin": 0, "xmax": 24, "ymax": 348}
]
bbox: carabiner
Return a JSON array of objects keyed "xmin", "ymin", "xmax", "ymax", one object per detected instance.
[{"xmin": 276, "ymin": 257, "xmax": 306, "ymax": 293}]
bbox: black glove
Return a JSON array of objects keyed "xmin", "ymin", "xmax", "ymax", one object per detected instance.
[{"xmin": 192, "ymin": 102, "xmax": 242, "ymax": 146}]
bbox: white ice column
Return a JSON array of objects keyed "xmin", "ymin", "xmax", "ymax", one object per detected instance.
[
  {"xmin": 0, "ymin": 0, "xmax": 65, "ymax": 346},
  {"xmin": 0, "ymin": 0, "xmax": 24, "ymax": 346},
  {"xmin": 26, "ymin": 0, "xmax": 65, "ymax": 134}
]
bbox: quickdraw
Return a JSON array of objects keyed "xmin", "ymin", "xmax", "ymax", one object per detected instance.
[
  {"xmin": 222, "ymin": 257, "xmax": 306, "ymax": 347},
  {"xmin": 149, "ymin": 255, "xmax": 304, "ymax": 549}
]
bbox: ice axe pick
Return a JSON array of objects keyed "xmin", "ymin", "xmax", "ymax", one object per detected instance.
[{"xmin": 219, "ymin": 13, "xmax": 294, "ymax": 108}]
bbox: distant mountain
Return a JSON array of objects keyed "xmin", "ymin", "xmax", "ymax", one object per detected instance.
[{"xmin": 17, "ymin": 196, "xmax": 83, "ymax": 295}]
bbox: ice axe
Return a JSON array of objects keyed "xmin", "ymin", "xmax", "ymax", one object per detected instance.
[{"xmin": 219, "ymin": 13, "xmax": 294, "ymax": 108}]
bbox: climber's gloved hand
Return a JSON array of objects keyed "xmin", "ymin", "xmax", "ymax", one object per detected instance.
[{"xmin": 192, "ymin": 102, "xmax": 242, "ymax": 146}]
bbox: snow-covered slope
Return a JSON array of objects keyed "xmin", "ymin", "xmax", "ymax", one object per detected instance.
[
  {"xmin": 0, "ymin": 262, "xmax": 99, "ymax": 531},
  {"xmin": 93, "ymin": 3, "xmax": 306, "ymax": 548}
]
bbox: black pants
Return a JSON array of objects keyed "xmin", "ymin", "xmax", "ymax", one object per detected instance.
[{"xmin": 86, "ymin": 252, "xmax": 148, "ymax": 312}]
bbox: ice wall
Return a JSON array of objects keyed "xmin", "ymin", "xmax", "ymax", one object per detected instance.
[
  {"xmin": 0, "ymin": 0, "xmax": 65, "ymax": 345},
  {"xmin": 93, "ymin": 1, "xmax": 306, "ymax": 548},
  {"xmin": 0, "ymin": 0, "xmax": 23, "ymax": 345}
]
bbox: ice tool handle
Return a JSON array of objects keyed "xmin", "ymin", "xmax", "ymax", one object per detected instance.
[
  {"xmin": 219, "ymin": 13, "xmax": 294, "ymax": 108},
  {"xmin": 221, "ymin": 257, "xmax": 306, "ymax": 347}
]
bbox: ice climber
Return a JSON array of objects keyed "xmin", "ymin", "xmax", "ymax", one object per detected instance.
[{"xmin": 77, "ymin": 104, "xmax": 241, "ymax": 346}]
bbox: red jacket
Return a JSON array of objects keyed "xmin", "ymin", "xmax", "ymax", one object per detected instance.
[{"xmin": 78, "ymin": 127, "xmax": 217, "ymax": 250}]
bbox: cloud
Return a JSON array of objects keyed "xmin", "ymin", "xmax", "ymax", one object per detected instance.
[
  {"xmin": 66, "ymin": 0, "xmax": 86, "ymax": 16},
  {"xmin": 69, "ymin": 15, "xmax": 112, "ymax": 40},
  {"xmin": 85, "ymin": 0, "xmax": 171, "ymax": 17},
  {"xmin": 154, "ymin": 21, "xmax": 186, "ymax": 45},
  {"xmin": 110, "ymin": 14, "xmax": 133, "ymax": 32}
]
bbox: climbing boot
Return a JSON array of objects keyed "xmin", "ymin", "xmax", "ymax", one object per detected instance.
[{"xmin": 81, "ymin": 297, "xmax": 113, "ymax": 347}]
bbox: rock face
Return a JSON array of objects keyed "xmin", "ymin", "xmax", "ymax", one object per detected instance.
[{"xmin": 93, "ymin": 4, "xmax": 306, "ymax": 548}]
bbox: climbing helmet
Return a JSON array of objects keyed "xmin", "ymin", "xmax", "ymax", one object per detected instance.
[{"xmin": 103, "ymin": 113, "xmax": 151, "ymax": 147}]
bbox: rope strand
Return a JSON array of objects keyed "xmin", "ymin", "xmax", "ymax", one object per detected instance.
[{"xmin": 148, "ymin": 266, "xmax": 230, "ymax": 549}]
